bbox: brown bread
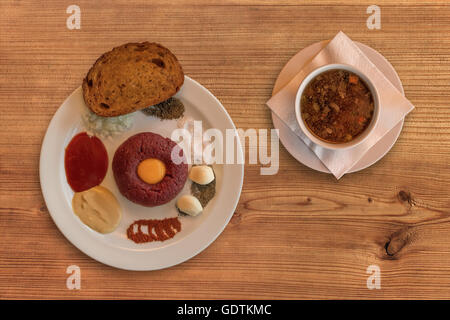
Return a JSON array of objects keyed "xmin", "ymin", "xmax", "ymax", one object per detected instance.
[{"xmin": 82, "ymin": 42, "xmax": 184, "ymax": 117}]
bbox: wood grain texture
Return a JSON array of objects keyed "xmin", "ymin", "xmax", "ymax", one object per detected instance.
[{"xmin": 1, "ymin": 0, "xmax": 450, "ymax": 299}]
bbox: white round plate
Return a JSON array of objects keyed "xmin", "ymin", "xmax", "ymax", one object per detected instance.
[
  {"xmin": 272, "ymin": 41, "xmax": 405, "ymax": 173},
  {"xmin": 40, "ymin": 76, "xmax": 244, "ymax": 271}
]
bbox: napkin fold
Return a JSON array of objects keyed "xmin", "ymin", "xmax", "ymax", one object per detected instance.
[{"xmin": 266, "ymin": 31, "xmax": 415, "ymax": 179}]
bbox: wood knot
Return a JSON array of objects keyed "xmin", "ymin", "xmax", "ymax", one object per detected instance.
[
  {"xmin": 230, "ymin": 211, "xmax": 241, "ymax": 225},
  {"xmin": 39, "ymin": 204, "xmax": 48, "ymax": 214},
  {"xmin": 397, "ymin": 190, "xmax": 413, "ymax": 205},
  {"xmin": 385, "ymin": 227, "xmax": 415, "ymax": 257}
]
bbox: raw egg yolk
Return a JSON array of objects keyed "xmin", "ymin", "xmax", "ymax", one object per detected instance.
[{"xmin": 137, "ymin": 158, "xmax": 166, "ymax": 184}]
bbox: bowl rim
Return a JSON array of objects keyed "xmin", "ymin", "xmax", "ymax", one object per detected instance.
[{"xmin": 294, "ymin": 63, "xmax": 380, "ymax": 150}]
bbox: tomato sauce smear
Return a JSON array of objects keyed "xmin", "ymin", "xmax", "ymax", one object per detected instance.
[{"xmin": 64, "ymin": 132, "xmax": 108, "ymax": 192}]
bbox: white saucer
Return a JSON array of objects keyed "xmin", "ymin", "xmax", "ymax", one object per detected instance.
[{"xmin": 271, "ymin": 40, "xmax": 405, "ymax": 173}]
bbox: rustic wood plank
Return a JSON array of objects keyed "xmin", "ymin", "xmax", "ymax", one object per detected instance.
[{"xmin": 1, "ymin": 0, "xmax": 450, "ymax": 299}]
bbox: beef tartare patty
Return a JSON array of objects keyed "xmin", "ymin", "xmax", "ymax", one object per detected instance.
[{"xmin": 112, "ymin": 132, "xmax": 188, "ymax": 207}]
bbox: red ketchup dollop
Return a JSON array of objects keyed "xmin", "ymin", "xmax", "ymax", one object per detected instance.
[{"xmin": 64, "ymin": 132, "xmax": 108, "ymax": 192}]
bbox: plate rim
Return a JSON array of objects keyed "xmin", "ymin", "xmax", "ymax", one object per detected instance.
[{"xmin": 39, "ymin": 75, "xmax": 244, "ymax": 271}]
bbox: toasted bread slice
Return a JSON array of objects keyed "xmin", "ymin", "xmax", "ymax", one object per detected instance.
[{"xmin": 82, "ymin": 42, "xmax": 184, "ymax": 117}]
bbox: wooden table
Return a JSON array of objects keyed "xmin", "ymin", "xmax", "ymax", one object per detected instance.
[{"xmin": 1, "ymin": 0, "xmax": 450, "ymax": 299}]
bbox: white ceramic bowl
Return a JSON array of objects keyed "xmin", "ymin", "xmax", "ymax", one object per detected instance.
[{"xmin": 295, "ymin": 64, "xmax": 380, "ymax": 150}]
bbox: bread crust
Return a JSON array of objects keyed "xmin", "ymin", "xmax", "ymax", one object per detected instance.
[{"xmin": 82, "ymin": 42, "xmax": 184, "ymax": 117}]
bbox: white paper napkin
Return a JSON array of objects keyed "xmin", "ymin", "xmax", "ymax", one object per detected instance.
[{"xmin": 266, "ymin": 31, "xmax": 415, "ymax": 179}]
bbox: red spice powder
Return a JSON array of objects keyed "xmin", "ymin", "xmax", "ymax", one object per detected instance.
[{"xmin": 127, "ymin": 217, "xmax": 181, "ymax": 243}]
